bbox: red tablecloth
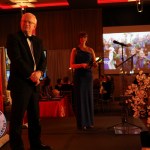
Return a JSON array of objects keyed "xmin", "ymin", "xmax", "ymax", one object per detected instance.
[
  {"xmin": 23, "ymin": 97, "xmax": 74, "ymax": 124},
  {"xmin": 39, "ymin": 97, "xmax": 74, "ymax": 117}
]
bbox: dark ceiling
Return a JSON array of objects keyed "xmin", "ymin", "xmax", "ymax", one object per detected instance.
[
  {"xmin": 0, "ymin": 0, "xmax": 150, "ymax": 9},
  {"xmin": 0, "ymin": 0, "xmax": 150, "ymax": 10}
]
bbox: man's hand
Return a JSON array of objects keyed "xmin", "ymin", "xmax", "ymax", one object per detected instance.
[{"xmin": 30, "ymin": 71, "xmax": 42, "ymax": 86}]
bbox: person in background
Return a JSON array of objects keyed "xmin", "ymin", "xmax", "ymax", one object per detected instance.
[
  {"xmin": 93, "ymin": 78, "xmax": 100, "ymax": 90},
  {"xmin": 40, "ymin": 76, "xmax": 53, "ymax": 100},
  {"xmin": 61, "ymin": 76, "xmax": 73, "ymax": 92},
  {"xmin": 136, "ymin": 48, "xmax": 150, "ymax": 69},
  {"xmin": 6, "ymin": 13, "xmax": 52, "ymax": 150},
  {"xmin": 55, "ymin": 78, "xmax": 62, "ymax": 92},
  {"xmin": 108, "ymin": 46, "xmax": 116, "ymax": 69},
  {"xmin": 101, "ymin": 75, "xmax": 112, "ymax": 101},
  {"xmin": 70, "ymin": 31, "xmax": 98, "ymax": 130},
  {"xmin": 107, "ymin": 75, "xmax": 115, "ymax": 100}
]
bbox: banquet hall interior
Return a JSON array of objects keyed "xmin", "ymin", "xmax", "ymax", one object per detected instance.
[{"xmin": 0, "ymin": 0, "xmax": 150, "ymax": 150}]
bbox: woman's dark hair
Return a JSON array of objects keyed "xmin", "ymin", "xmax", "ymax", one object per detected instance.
[
  {"xmin": 79, "ymin": 32, "xmax": 88, "ymax": 38},
  {"xmin": 57, "ymin": 78, "xmax": 62, "ymax": 84},
  {"xmin": 63, "ymin": 76, "xmax": 70, "ymax": 83}
]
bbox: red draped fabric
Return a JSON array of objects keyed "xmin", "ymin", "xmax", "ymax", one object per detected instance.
[
  {"xmin": 39, "ymin": 97, "xmax": 74, "ymax": 118},
  {"xmin": 0, "ymin": 47, "xmax": 7, "ymax": 112},
  {"xmin": 23, "ymin": 96, "xmax": 74, "ymax": 123},
  {"xmin": 0, "ymin": 49, "xmax": 3, "ymax": 112}
]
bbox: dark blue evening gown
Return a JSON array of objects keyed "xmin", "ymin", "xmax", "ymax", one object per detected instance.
[{"xmin": 73, "ymin": 47, "xmax": 94, "ymax": 129}]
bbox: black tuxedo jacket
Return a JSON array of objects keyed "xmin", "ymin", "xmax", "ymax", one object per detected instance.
[{"xmin": 6, "ymin": 30, "xmax": 46, "ymax": 91}]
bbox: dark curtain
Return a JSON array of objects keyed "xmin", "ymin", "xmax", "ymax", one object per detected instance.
[
  {"xmin": 46, "ymin": 49, "xmax": 72, "ymax": 87},
  {"xmin": 0, "ymin": 8, "xmax": 102, "ymax": 52},
  {"xmin": 34, "ymin": 8, "xmax": 102, "ymax": 53}
]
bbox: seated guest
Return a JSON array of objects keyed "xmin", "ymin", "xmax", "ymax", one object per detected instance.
[
  {"xmin": 40, "ymin": 76, "xmax": 53, "ymax": 100},
  {"xmin": 107, "ymin": 75, "xmax": 115, "ymax": 100},
  {"xmin": 61, "ymin": 76, "xmax": 73, "ymax": 92},
  {"xmin": 55, "ymin": 78, "xmax": 63, "ymax": 92},
  {"xmin": 101, "ymin": 75, "xmax": 111, "ymax": 101},
  {"xmin": 93, "ymin": 78, "xmax": 100, "ymax": 90},
  {"xmin": 52, "ymin": 89, "xmax": 60, "ymax": 98}
]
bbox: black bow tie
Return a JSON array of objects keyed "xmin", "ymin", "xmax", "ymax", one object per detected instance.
[{"xmin": 26, "ymin": 35, "xmax": 33, "ymax": 41}]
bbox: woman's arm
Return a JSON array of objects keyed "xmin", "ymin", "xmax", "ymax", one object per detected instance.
[{"xmin": 90, "ymin": 48, "xmax": 98, "ymax": 68}]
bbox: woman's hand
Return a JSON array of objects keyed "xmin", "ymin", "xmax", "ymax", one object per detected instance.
[
  {"xmin": 81, "ymin": 63, "xmax": 89, "ymax": 69},
  {"xmin": 93, "ymin": 62, "xmax": 98, "ymax": 68}
]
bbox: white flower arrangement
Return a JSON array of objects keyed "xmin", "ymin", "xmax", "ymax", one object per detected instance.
[{"xmin": 125, "ymin": 70, "xmax": 150, "ymax": 119}]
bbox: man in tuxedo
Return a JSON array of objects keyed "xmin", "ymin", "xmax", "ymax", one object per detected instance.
[{"xmin": 6, "ymin": 13, "xmax": 52, "ymax": 150}]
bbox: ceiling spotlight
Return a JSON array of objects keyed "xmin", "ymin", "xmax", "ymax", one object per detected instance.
[{"xmin": 136, "ymin": 0, "xmax": 143, "ymax": 13}]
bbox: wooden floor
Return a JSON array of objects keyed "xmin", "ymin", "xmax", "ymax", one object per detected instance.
[{"xmin": 0, "ymin": 100, "xmax": 148, "ymax": 150}]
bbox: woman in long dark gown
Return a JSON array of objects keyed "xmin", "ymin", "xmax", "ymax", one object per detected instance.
[{"xmin": 70, "ymin": 32, "xmax": 98, "ymax": 130}]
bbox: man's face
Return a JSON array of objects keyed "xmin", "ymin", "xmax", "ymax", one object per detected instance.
[
  {"xmin": 21, "ymin": 14, "xmax": 37, "ymax": 36},
  {"xmin": 139, "ymin": 51, "xmax": 145, "ymax": 58}
]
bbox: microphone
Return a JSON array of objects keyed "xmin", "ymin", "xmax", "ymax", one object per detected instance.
[{"xmin": 113, "ymin": 40, "xmax": 127, "ymax": 47}]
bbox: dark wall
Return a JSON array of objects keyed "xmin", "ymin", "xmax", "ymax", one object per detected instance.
[
  {"xmin": 102, "ymin": 5, "xmax": 150, "ymax": 26},
  {"xmin": 0, "ymin": 12, "xmax": 20, "ymax": 47},
  {"xmin": 0, "ymin": 5, "xmax": 150, "ymax": 56}
]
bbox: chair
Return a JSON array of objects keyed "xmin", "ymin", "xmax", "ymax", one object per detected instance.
[
  {"xmin": 99, "ymin": 93, "xmax": 112, "ymax": 112},
  {"xmin": 99, "ymin": 78, "xmax": 114, "ymax": 112},
  {"xmin": 93, "ymin": 90, "xmax": 111, "ymax": 113}
]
